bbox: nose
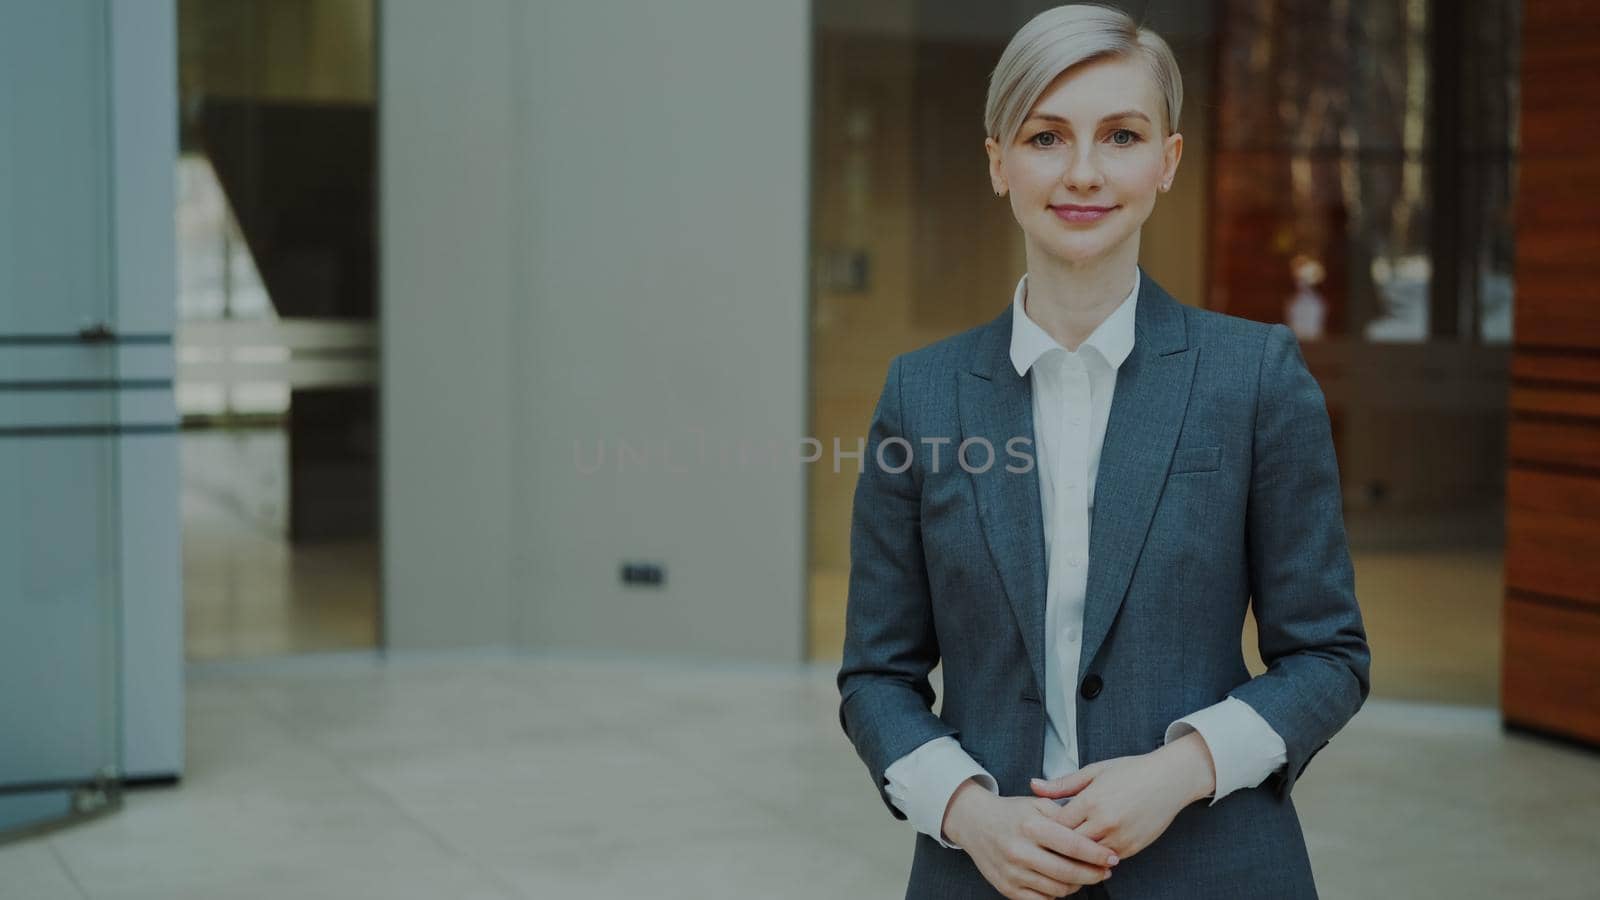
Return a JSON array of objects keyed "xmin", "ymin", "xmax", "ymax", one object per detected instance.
[{"xmin": 1061, "ymin": 144, "xmax": 1104, "ymax": 193}]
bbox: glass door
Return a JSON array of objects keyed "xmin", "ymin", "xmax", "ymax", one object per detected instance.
[{"xmin": 0, "ymin": 0, "xmax": 125, "ymax": 838}]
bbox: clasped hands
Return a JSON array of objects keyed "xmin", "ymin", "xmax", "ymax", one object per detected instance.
[{"xmin": 940, "ymin": 731, "xmax": 1217, "ymax": 900}]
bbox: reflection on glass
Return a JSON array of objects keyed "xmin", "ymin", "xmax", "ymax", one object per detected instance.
[
  {"xmin": 1470, "ymin": 162, "xmax": 1517, "ymax": 344},
  {"xmin": 1366, "ymin": 255, "xmax": 1431, "ymax": 342},
  {"xmin": 1213, "ymin": 0, "xmax": 1434, "ymax": 337},
  {"xmin": 1213, "ymin": 0, "xmax": 1518, "ymax": 345}
]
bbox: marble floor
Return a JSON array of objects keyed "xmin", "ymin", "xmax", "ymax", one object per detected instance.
[
  {"xmin": 2, "ymin": 652, "xmax": 1596, "ymax": 899},
  {"xmin": 182, "ymin": 428, "xmax": 378, "ymax": 660}
]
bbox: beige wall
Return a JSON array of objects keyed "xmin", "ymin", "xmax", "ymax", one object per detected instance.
[
  {"xmin": 383, "ymin": 0, "xmax": 810, "ymax": 661},
  {"xmin": 380, "ymin": 0, "xmax": 518, "ymax": 650},
  {"xmin": 510, "ymin": 0, "xmax": 810, "ymax": 662}
]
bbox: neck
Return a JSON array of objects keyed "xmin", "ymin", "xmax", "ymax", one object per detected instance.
[{"xmin": 1021, "ymin": 237, "xmax": 1139, "ymax": 352}]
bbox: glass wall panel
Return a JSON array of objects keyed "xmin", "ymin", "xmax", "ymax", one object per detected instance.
[{"xmin": 1, "ymin": 0, "xmax": 124, "ymax": 839}]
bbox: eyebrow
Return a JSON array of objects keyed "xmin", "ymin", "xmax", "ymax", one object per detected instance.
[{"xmin": 1026, "ymin": 110, "xmax": 1152, "ymax": 127}]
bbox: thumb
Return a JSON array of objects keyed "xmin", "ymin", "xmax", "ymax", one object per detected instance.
[{"xmin": 1030, "ymin": 766, "xmax": 1096, "ymax": 798}]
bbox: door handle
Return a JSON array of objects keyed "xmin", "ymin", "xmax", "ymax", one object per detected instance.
[{"xmin": 77, "ymin": 321, "xmax": 116, "ymax": 343}]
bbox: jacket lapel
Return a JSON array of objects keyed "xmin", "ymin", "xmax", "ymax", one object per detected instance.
[
  {"xmin": 956, "ymin": 270, "xmax": 1197, "ymax": 699},
  {"xmin": 958, "ymin": 305, "xmax": 1049, "ymax": 696},
  {"xmin": 1077, "ymin": 274, "xmax": 1196, "ymax": 680}
]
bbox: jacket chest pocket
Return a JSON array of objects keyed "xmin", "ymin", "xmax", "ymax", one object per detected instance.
[
  {"xmin": 1169, "ymin": 444, "xmax": 1221, "ymax": 475},
  {"xmin": 1154, "ymin": 445, "xmax": 1227, "ymax": 560}
]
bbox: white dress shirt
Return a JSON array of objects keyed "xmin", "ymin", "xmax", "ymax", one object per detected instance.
[{"xmin": 883, "ymin": 269, "xmax": 1288, "ymax": 849}]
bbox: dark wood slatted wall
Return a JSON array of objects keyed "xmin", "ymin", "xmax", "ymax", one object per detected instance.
[{"xmin": 1501, "ymin": 0, "xmax": 1600, "ymax": 747}]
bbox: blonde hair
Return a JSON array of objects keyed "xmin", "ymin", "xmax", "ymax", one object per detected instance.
[{"xmin": 984, "ymin": 4, "xmax": 1183, "ymax": 143}]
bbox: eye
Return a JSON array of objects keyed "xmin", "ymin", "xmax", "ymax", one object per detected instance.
[
  {"xmin": 1029, "ymin": 131, "xmax": 1061, "ymax": 149},
  {"xmin": 1108, "ymin": 128, "xmax": 1141, "ymax": 146}
]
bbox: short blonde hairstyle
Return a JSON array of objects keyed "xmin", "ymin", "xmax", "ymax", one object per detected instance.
[{"xmin": 984, "ymin": 4, "xmax": 1183, "ymax": 143}]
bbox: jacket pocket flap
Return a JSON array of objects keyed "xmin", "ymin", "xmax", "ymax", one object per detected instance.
[{"xmin": 1170, "ymin": 445, "xmax": 1221, "ymax": 474}]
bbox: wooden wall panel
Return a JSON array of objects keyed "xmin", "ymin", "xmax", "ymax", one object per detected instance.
[
  {"xmin": 1518, "ymin": 1, "xmax": 1600, "ymax": 154},
  {"xmin": 1506, "ymin": 471, "xmax": 1600, "ymax": 607},
  {"xmin": 1510, "ymin": 417, "xmax": 1600, "ymax": 471},
  {"xmin": 1503, "ymin": 598, "xmax": 1600, "ymax": 744},
  {"xmin": 1502, "ymin": 0, "xmax": 1600, "ymax": 747}
]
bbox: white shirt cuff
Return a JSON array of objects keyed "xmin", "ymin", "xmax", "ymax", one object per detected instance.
[
  {"xmin": 1164, "ymin": 696, "xmax": 1288, "ymax": 805},
  {"xmin": 883, "ymin": 735, "xmax": 998, "ymax": 849}
]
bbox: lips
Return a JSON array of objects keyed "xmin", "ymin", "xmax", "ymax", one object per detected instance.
[{"xmin": 1050, "ymin": 204, "xmax": 1117, "ymax": 224}]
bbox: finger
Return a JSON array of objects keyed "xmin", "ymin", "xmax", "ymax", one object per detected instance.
[
  {"xmin": 1021, "ymin": 842, "xmax": 1112, "ymax": 887},
  {"xmin": 1012, "ymin": 863, "xmax": 1076, "ymax": 899},
  {"xmin": 1007, "ymin": 888, "xmax": 1053, "ymax": 900},
  {"xmin": 1030, "ymin": 769, "xmax": 1094, "ymax": 799},
  {"xmin": 1030, "ymin": 815, "xmax": 1120, "ymax": 868},
  {"xmin": 1046, "ymin": 800, "xmax": 1091, "ymax": 831},
  {"xmin": 1080, "ymin": 822, "xmax": 1113, "ymax": 844}
]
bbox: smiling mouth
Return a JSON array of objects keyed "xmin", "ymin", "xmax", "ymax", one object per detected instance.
[{"xmin": 1049, "ymin": 204, "xmax": 1117, "ymax": 223}]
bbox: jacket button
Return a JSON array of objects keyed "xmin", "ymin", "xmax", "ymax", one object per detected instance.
[{"xmin": 1080, "ymin": 674, "xmax": 1103, "ymax": 700}]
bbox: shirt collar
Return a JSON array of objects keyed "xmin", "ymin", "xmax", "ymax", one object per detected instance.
[{"xmin": 1009, "ymin": 267, "xmax": 1139, "ymax": 377}]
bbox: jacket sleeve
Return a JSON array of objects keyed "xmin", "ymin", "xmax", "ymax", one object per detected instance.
[
  {"xmin": 836, "ymin": 355, "xmax": 961, "ymax": 819},
  {"xmin": 884, "ymin": 735, "xmax": 997, "ymax": 847},
  {"xmin": 1228, "ymin": 323, "xmax": 1372, "ymax": 800},
  {"xmin": 1163, "ymin": 695, "xmax": 1288, "ymax": 804}
]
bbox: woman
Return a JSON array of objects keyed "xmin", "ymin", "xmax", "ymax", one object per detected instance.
[{"xmin": 835, "ymin": 6, "xmax": 1371, "ymax": 899}]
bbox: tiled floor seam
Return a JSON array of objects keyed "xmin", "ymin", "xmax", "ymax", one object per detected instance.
[
  {"xmin": 44, "ymin": 840, "xmax": 92, "ymax": 900},
  {"xmin": 241, "ymin": 682, "xmax": 532, "ymax": 900}
]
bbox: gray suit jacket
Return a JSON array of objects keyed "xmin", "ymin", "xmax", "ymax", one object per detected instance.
[{"xmin": 836, "ymin": 269, "xmax": 1371, "ymax": 899}]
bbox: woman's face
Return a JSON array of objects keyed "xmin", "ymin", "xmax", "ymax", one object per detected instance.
[{"xmin": 986, "ymin": 55, "xmax": 1182, "ymax": 267}]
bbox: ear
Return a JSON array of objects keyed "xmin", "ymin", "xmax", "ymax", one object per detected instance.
[
  {"xmin": 984, "ymin": 136, "xmax": 1007, "ymax": 196},
  {"xmin": 1160, "ymin": 132, "xmax": 1183, "ymax": 192}
]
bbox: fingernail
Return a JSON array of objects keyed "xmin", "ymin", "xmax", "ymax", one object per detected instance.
[
  {"xmin": 1107, "ymin": 854, "xmax": 1120, "ymax": 866},
  {"xmin": 1030, "ymin": 777, "xmax": 1044, "ymax": 785}
]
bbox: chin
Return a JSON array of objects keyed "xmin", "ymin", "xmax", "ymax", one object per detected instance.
[
  {"xmin": 1040, "ymin": 237, "xmax": 1120, "ymax": 265},
  {"xmin": 1030, "ymin": 222, "xmax": 1138, "ymax": 265}
]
